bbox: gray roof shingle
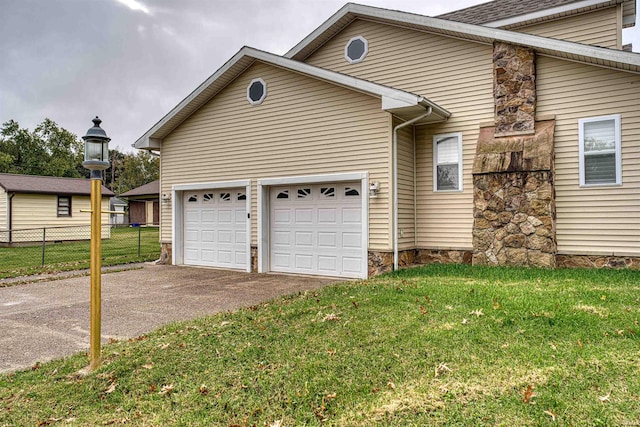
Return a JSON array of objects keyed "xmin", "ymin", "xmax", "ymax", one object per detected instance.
[
  {"xmin": 0, "ymin": 173, "xmax": 114, "ymax": 196},
  {"xmin": 436, "ymin": 0, "xmax": 586, "ymax": 25},
  {"xmin": 119, "ymin": 180, "xmax": 159, "ymax": 198}
]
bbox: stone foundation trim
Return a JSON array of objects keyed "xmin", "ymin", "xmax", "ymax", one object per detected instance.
[
  {"xmin": 159, "ymin": 242, "xmax": 172, "ymax": 265},
  {"xmin": 556, "ymin": 254, "xmax": 640, "ymax": 270}
]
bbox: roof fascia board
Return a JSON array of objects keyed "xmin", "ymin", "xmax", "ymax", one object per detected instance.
[
  {"xmin": 484, "ymin": 0, "xmax": 617, "ymax": 28},
  {"xmin": 134, "ymin": 47, "xmax": 254, "ymax": 149},
  {"xmin": 135, "ymin": 45, "xmax": 449, "ymax": 147},
  {"xmin": 250, "ymin": 48, "xmax": 421, "ymax": 105},
  {"xmin": 291, "ymin": 3, "xmax": 640, "ymax": 69},
  {"xmin": 285, "ymin": 3, "xmax": 355, "ymax": 59}
]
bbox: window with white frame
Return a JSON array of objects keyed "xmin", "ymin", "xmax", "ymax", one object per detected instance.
[
  {"xmin": 433, "ymin": 133, "xmax": 463, "ymax": 192},
  {"xmin": 579, "ymin": 114, "xmax": 621, "ymax": 186}
]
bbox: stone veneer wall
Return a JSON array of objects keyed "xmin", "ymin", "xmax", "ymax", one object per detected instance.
[
  {"xmin": 557, "ymin": 255, "xmax": 640, "ymax": 270},
  {"xmin": 494, "ymin": 42, "xmax": 536, "ymax": 137},
  {"xmin": 473, "ymin": 169, "xmax": 556, "ymax": 267},
  {"xmin": 472, "ymin": 42, "xmax": 557, "ymax": 268}
]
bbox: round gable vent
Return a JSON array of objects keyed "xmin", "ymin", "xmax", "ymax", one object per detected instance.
[
  {"xmin": 345, "ymin": 36, "xmax": 368, "ymax": 64},
  {"xmin": 247, "ymin": 78, "xmax": 267, "ymax": 105}
]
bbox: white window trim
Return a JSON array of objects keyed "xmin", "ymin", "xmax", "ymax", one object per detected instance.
[
  {"xmin": 247, "ymin": 78, "xmax": 267, "ymax": 105},
  {"xmin": 433, "ymin": 132, "xmax": 463, "ymax": 192},
  {"xmin": 257, "ymin": 172, "xmax": 369, "ymax": 279},
  {"xmin": 344, "ymin": 36, "xmax": 369, "ymax": 64},
  {"xmin": 171, "ymin": 180, "xmax": 251, "ymax": 272},
  {"xmin": 578, "ymin": 114, "xmax": 622, "ymax": 188}
]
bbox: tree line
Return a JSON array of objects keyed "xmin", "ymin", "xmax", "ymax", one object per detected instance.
[{"xmin": 0, "ymin": 119, "xmax": 158, "ymax": 195}]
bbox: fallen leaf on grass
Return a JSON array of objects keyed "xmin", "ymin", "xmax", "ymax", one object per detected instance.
[
  {"xmin": 326, "ymin": 393, "xmax": 337, "ymax": 400},
  {"xmin": 470, "ymin": 309, "xmax": 484, "ymax": 317},
  {"xmin": 159, "ymin": 384, "xmax": 174, "ymax": 395},
  {"xmin": 599, "ymin": 393, "xmax": 611, "ymax": 402},
  {"xmin": 492, "ymin": 299, "xmax": 501, "ymax": 310},
  {"xmin": 141, "ymin": 364, "xmax": 153, "ymax": 370},
  {"xmin": 435, "ymin": 362, "xmax": 452, "ymax": 377},
  {"xmin": 199, "ymin": 384, "xmax": 209, "ymax": 395},
  {"xmin": 105, "ymin": 381, "xmax": 117, "ymax": 394},
  {"xmin": 322, "ymin": 313, "xmax": 341, "ymax": 322},
  {"xmin": 461, "ymin": 318, "xmax": 469, "ymax": 324},
  {"xmin": 159, "ymin": 343, "xmax": 170, "ymax": 350},
  {"xmin": 522, "ymin": 384, "xmax": 536, "ymax": 404},
  {"xmin": 387, "ymin": 381, "xmax": 396, "ymax": 390},
  {"xmin": 544, "ymin": 409, "xmax": 556, "ymax": 421},
  {"xmin": 420, "ymin": 306, "xmax": 428, "ymax": 316}
]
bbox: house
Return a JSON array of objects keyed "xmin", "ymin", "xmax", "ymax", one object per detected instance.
[
  {"xmin": 119, "ymin": 180, "xmax": 159, "ymax": 226},
  {"xmin": 134, "ymin": 0, "xmax": 640, "ymax": 279},
  {"xmin": 0, "ymin": 173, "xmax": 114, "ymax": 244}
]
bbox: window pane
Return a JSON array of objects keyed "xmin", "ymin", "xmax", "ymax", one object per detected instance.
[
  {"xmin": 436, "ymin": 137, "xmax": 459, "ymax": 164},
  {"xmin": 585, "ymin": 153, "xmax": 616, "ymax": 185},
  {"xmin": 584, "ymin": 119, "xmax": 615, "ymax": 152},
  {"xmin": 437, "ymin": 164, "xmax": 459, "ymax": 191}
]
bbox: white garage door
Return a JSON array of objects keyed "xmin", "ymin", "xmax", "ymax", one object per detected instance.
[
  {"xmin": 183, "ymin": 189, "xmax": 247, "ymax": 269},
  {"xmin": 270, "ymin": 182, "xmax": 364, "ymax": 278}
]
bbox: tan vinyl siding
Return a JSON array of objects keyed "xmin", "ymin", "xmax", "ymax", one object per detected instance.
[
  {"xmin": 537, "ymin": 55, "xmax": 640, "ymax": 255},
  {"xmin": 395, "ymin": 119, "xmax": 415, "ymax": 250},
  {"xmin": 514, "ymin": 7, "xmax": 620, "ymax": 49},
  {"xmin": 160, "ymin": 61, "xmax": 391, "ymax": 250},
  {"xmin": 8, "ymin": 194, "xmax": 110, "ymax": 242},
  {"xmin": 305, "ymin": 19, "xmax": 493, "ymax": 250},
  {"xmin": 0, "ymin": 187, "xmax": 6, "ymax": 230}
]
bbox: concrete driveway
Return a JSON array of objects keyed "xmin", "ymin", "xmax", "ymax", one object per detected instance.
[{"xmin": 0, "ymin": 264, "xmax": 337, "ymax": 373}]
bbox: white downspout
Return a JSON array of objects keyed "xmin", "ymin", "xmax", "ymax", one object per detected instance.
[{"xmin": 392, "ymin": 107, "xmax": 432, "ymax": 271}]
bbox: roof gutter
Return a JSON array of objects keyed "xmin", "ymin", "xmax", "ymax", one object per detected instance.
[{"xmin": 392, "ymin": 106, "xmax": 432, "ymax": 272}]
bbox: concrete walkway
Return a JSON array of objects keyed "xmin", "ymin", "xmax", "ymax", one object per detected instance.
[{"xmin": 0, "ymin": 264, "xmax": 336, "ymax": 373}]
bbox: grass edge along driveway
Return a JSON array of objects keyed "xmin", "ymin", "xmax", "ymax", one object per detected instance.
[{"xmin": 1, "ymin": 264, "xmax": 639, "ymax": 426}]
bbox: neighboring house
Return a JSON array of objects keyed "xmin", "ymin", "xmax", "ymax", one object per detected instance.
[
  {"xmin": 119, "ymin": 180, "xmax": 159, "ymax": 226},
  {"xmin": 0, "ymin": 173, "xmax": 114, "ymax": 243},
  {"xmin": 134, "ymin": 0, "xmax": 640, "ymax": 279},
  {"xmin": 110, "ymin": 197, "xmax": 127, "ymax": 226}
]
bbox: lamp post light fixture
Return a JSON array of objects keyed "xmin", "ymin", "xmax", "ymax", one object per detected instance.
[{"xmin": 82, "ymin": 116, "xmax": 110, "ymax": 371}]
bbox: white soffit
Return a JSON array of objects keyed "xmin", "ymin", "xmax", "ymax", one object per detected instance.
[
  {"xmin": 484, "ymin": 0, "xmax": 629, "ymax": 29},
  {"xmin": 133, "ymin": 46, "xmax": 449, "ymax": 149}
]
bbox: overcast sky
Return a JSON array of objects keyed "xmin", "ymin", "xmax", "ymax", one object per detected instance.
[{"xmin": 1, "ymin": 0, "xmax": 639, "ymax": 153}]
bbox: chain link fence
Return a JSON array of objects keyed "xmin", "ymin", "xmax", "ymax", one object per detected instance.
[{"xmin": 0, "ymin": 225, "xmax": 160, "ymax": 278}]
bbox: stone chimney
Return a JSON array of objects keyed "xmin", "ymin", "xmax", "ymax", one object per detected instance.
[{"xmin": 471, "ymin": 42, "xmax": 556, "ymax": 268}]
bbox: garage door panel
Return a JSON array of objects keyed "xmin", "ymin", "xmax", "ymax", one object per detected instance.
[
  {"xmin": 295, "ymin": 254, "xmax": 313, "ymax": 269},
  {"xmin": 318, "ymin": 208, "xmax": 337, "ymax": 223},
  {"xmin": 343, "ymin": 232, "xmax": 361, "ymax": 248},
  {"xmin": 342, "ymin": 208, "xmax": 361, "ymax": 223},
  {"xmin": 342, "ymin": 257, "xmax": 362, "ymax": 273},
  {"xmin": 317, "ymin": 232, "xmax": 337, "ymax": 248},
  {"xmin": 270, "ymin": 182, "xmax": 363, "ymax": 278},
  {"xmin": 183, "ymin": 189, "xmax": 247, "ymax": 270},
  {"xmin": 201, "ymin": 230, "xmax": 215, "ymax": 243},
  {"xmin": 273, "ymin": 209, "xmax": 290, "ymax": 224},
  {"xmin": 295, "ymin": 231, "xmax": 313, "ymax": 247},
  {"xmin": 295, "ymin": 208, "xmax": 313, "ymax": 223}
]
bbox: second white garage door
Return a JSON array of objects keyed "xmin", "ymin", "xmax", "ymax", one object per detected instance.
[
  {"xmin": 183, "ymin": 189, "xmax": 247, "ymax": 269},
  {"xmin": 270, "ymin": 182, "xmax": 364, "ymax": 278}
]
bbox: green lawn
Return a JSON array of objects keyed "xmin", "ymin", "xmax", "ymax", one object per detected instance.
[
  {"xmin": 0, "ymin": 227, "xmax": 160, "ymax": 279},
  {"xmin": 1, "ymin": 265, "xmax": 639, "ymax": 426}
]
